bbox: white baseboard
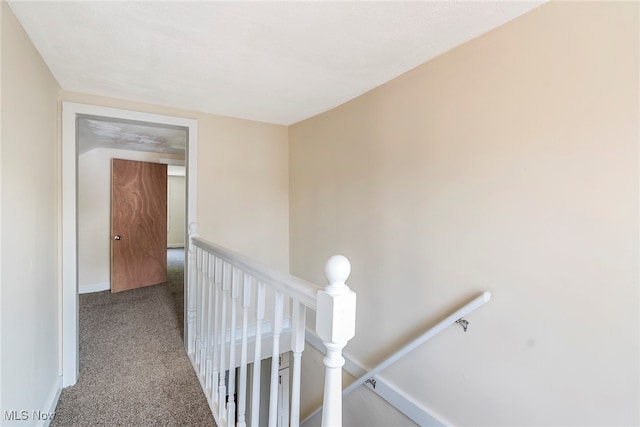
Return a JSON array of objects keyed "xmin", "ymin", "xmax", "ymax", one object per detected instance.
[
  {"xmin": 40, "ymin": 375, "xmax": 62, "ymax": 427},
  {"xmin": 79, "ymin": 282, "xmax": 110, "ymax": 294},
  {"xmin": 167, "ymin": 243, "xmax": 185, "ymax": 249},
  {"xmin": 305, "ymin": 330, "xmax": 446, "ymax": 427}
]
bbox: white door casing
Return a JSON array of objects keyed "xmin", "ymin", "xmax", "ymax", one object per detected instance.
[{"xmin": 61, "ymin": 102, "xmax": 198, "ymax": 387}]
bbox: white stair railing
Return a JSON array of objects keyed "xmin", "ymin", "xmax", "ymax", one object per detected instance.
[{"xmin": 186, "ymin": 223, "xmax": 356, "ymax": 427}]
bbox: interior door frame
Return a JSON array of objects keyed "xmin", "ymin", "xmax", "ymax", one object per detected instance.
[{"xmin": 61, "ymin": 102, "xmax": 198, "ymax": 387}]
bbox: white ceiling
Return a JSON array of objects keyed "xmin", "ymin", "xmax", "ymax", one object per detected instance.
[
  {"xmin": 9, "ymin": 1, "xmax": 543, "ymax": 126},
  {"xmin": 77, "ymin": 117, "xmax": 187, "ymax": 155}
]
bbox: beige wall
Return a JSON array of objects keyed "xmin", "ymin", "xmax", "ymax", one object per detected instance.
[
  {"xmin": 290, "ymin": 2, "xmax": 639, "ymax": 425},
  {"xmin": 2, "ymin": 0, "xmax": 636, "ymax": 424},
  {"xmin": 1, "ymin": 1, "xmax": 62, "ymax": 423},
  {"xmin": 168, "ymin": 174, "xmax": 186, "ymax": 248},
  {"xmin": 61, "ymin": 91, "xmax": 290, "ymax": 272},
  {"xmin": 78, "ymin": 148, "xmax": 185, "ymax": 293}
]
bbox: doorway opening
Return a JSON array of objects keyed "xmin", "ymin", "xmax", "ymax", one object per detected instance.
[
  {"xmin": 77, "ymin": 116, "xmax": 187, "ymax": 295},
  {"xmin": 62, "ymin": 102, "xmax": 198, "ymax": 387}
]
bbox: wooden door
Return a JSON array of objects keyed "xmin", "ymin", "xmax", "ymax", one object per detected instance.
[{"xmin": 111, "ymin": 159, "xmax": 167, "ymax": 293}]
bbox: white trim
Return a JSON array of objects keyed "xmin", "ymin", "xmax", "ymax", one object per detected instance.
[
  {"xmin": 61, "ymin": 104, "xmax": 78, "ymax": 387},
  {"xmin": 362, "ymin": 377, "xmax": 447, "ymax": 427},
  {"xmin": 167, "ymin": 243, "xmax": 185, "ymax": 249},
  {"xmin": 305, "ymin": 330, "xmax": 446, "ymax": 427},
  {"xmin": 62, "ymin": 102, "xmax": 198, "ymax": 387},
  {"xmin": 168, "ymin": 165, "xmax": 186, "ymax": 176},
  {"xmin": 78, "ymin": 282, "xmax": 110, "ymax": 294},
  {"xmin": 40, "ymin": 375, "xmax": 62, "ymax": 427}
]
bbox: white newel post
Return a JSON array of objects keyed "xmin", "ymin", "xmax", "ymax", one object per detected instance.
[{"xmin": 317, "ymin": 255, "xmax": 356, "ymax": 427}]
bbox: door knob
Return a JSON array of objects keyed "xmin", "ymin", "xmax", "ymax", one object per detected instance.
[{"xmin": 113, "ymin": 235, "xmax": 122, "ymax": 241}]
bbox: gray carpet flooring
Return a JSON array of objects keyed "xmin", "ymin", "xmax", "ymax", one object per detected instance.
[{"xmin": 52, "ymin": 249, "xmax": 216, "ymax": 426}]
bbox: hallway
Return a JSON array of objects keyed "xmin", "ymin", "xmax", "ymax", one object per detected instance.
[{"xmin": 52, "ymin": 249, "xmax": 215, "ymax": 426}]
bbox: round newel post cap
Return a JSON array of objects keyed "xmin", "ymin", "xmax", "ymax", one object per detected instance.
[
  {"xmin": 188, "ymin": 222, "xmax": 199, "ymax": 235},
  {"xmin": 324, "ymin": 255, "xmax": 351, "ymax": 288}
]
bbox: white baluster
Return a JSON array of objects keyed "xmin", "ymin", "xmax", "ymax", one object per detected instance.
[
  {"xmin": 290, "ymin": 301, "xmax": 306, "ymax": 427},
  {"xmin": 219, "ymin": 262, "xmax": 230, "ymax": 420},
  {"xmin": 205, "ymin": 254, "xmax": 215, "ymax": 394},
  {"xmin": 211, "ymin": 257, "xmax": 222, "ymax": 406},
  {"xmin": 187, "ymin": 223, "xmax": 199, "ymax": 356},
  {"xmin": 268, "ymin": 291, "xmax": 284, "ymax": 427},
  {"xmin": 200, "ymin": 248, "xmax": 208, "ymax": 371},
  {"xmin": 227, "ymin": 268, "xmax": 239, "ymax": 427},
  {"xmin": 237, "ymin": 274, "xmax": 252, "ymax": 427},
  {"xmin": 317, "ymin": 255, "xmax": 355, "ymax": 427},
  {"xmin": 250, "ymin": 281, "xmax": 266, "ymax": 427},
  {"xmin": 193, "ymin": 245, "xmax": 200, "ymax": 363},
  {"xmin": 201, "ymin": 251, "xmax": 209, "ymax": 375},
  {"xmin": 196, "ymin": 246, "xmax": 204, "ymax": 368}
]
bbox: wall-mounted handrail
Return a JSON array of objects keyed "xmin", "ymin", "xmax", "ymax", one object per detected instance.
[{"xmin": 302, "ymin": 291, "xmax": 491, "ymax": 425}]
